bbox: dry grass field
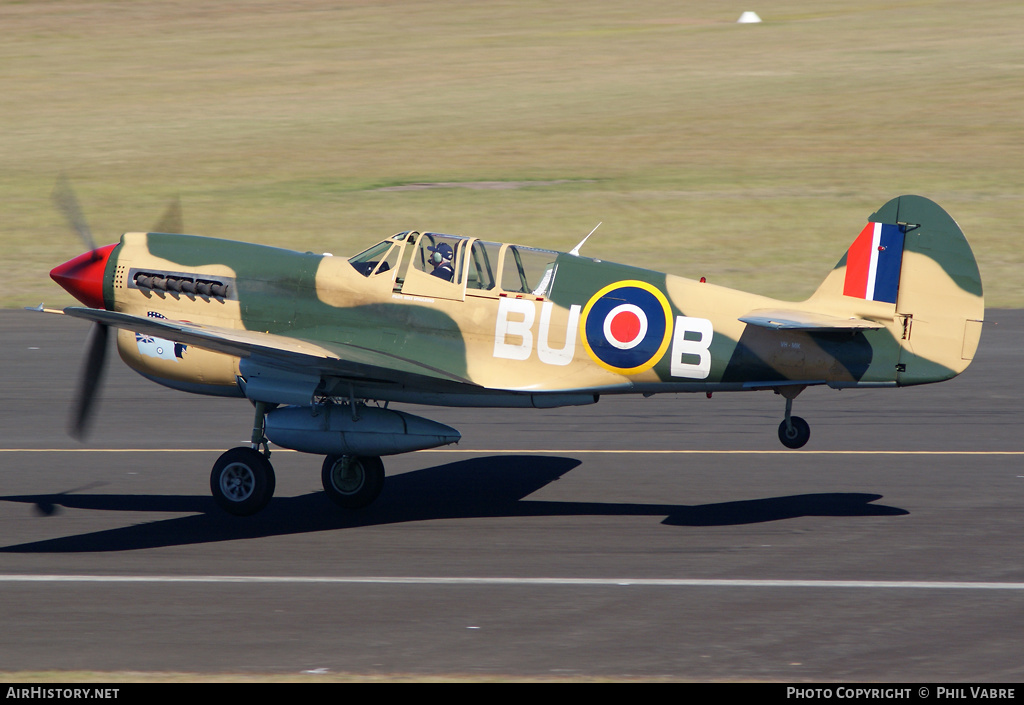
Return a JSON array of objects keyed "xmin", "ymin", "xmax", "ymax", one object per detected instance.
[{"xmin": 2, "ymin": 0, "xmax": 1022, "ymax": 307}]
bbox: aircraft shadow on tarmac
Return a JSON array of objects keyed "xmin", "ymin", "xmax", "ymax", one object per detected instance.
[{"xmin": 0, "ymin": 455, "xmax": 908, "ymax": 553}]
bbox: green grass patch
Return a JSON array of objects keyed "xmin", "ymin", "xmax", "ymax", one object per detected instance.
[{"xmin": 3, "ymin": 0, "xmax": 1022, "ymax": 307}]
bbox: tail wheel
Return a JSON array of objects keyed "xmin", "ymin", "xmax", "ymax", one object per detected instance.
[
  {"xmin": 210, "ymin": 447, "xmax": 276, "ymax": 516},
  {"xmin": 778, "ymin": 416, "xmax": 811, "ymax": 449},
  {"xmin": 321, "ymin": 455, "xmax": 385, "ymax": 509}
]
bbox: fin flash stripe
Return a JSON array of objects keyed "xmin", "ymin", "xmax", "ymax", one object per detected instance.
[{"xmin": 844, "ymin": 222, "xmax": 906, "ymax": 304}]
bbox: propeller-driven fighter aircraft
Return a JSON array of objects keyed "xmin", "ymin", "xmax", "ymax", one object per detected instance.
[{"xmin": 43, "ymin": 187, "xmax": 984, "ymax": 516}]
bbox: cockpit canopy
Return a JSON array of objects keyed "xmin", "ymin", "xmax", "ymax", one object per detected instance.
[{"xmin": 348, "ymin": 231, "xmax": 560, "ymax": 301}]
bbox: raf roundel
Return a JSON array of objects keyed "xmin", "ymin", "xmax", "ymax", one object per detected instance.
[{"xmin": 580, "ymin": 280, "xmax": 674, "ymax": 374}]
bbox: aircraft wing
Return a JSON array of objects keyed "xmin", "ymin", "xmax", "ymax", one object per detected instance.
[
  {"xmin": 62, "ymin": 306, "xmax": 478, "ymax": 388},
  {"xmin": 739, "ymin": 308, "xmax": 885, "ymax": 332}
]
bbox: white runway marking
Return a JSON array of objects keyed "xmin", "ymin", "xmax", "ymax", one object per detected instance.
[{"xmin": 1, "ymin": 574, "xmax": 1024, "ymax": 590}]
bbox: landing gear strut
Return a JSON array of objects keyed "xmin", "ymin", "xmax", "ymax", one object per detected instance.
[{"xmin": 776, "ymin": 386, "xmax": 811, "ymax": 449}]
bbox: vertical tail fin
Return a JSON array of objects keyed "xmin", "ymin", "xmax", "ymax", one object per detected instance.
[{"xmin": 810, "ymin": 195, "xmax": 984, "ymax": 385}]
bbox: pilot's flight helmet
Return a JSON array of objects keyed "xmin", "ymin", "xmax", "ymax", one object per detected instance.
[{"xmin": 428, "ymin": 242, "xmax": 454, "ymax": 264}]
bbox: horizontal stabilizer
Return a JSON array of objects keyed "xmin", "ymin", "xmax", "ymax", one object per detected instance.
[{"xmin": 739, "ymin": 309, "xmax": 884, "ymax": 332}]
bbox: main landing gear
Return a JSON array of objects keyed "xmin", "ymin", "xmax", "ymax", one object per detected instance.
[
  {"xmin": 207, "ymin": 401, "xmax": 387, "ymax": 516},
  {"xmin": 321, "ymin": 454, "xmax": 385, "ymax": 509},
  {"xmin": 210, "ymin": 446, "xmax": 276, "ymax": 516},
  {"xmin": 776, "ymin": 386, "xmax": 811, "ymax": 449}
]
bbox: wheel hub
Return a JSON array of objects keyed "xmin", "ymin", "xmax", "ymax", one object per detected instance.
[
  {"xmin": 330, "ymin": 458, "xmax": 365, "ymax": 495},
  {"xmin": 220, "ymin": 462, "xmax": 256, "ymax": 501}
]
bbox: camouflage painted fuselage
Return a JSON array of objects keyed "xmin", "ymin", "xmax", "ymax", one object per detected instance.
[{"xmin": 75, "ymin": 196, "xmax": 981, "ymax": 409}]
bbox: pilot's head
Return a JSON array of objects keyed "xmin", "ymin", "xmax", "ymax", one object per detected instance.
[{"xmin": 429, "ymin": 243, "xmax": 454, "ymax": 265}]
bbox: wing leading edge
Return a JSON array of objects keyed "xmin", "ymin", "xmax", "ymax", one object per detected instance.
[{"xmin": 63, "ymin": 306, "xmax": 478, "ymax": 389}]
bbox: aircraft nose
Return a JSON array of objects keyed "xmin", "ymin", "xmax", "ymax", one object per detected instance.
[{"xmin": 50, "ymin": 243, "xmax": 117, "ymax": 309}]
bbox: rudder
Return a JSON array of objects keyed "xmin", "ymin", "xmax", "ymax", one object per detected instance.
[{"xmin": 879, "ymin": 196, "xmax": 983, "ymax": 384}]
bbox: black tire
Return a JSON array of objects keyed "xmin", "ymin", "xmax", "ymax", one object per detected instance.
[
  {"xmin": 210, "ymin": 447, "xmax": 276, "ymax": 516},
  {"xmin": 321, "ymin": 455, "xmax": 385, "ymax": 509},
  {"xmin": 778, "ymin": 416, "xmax": 811, "ymax": 449}
]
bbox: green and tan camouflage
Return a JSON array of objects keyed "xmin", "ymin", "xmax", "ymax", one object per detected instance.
[{"xmin": 47, "ymin": 194, "xmax": 983, "ymax": 515}]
